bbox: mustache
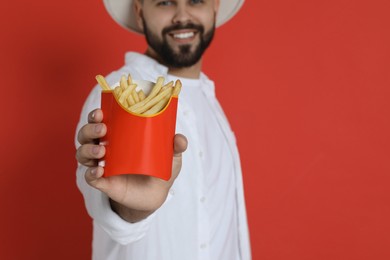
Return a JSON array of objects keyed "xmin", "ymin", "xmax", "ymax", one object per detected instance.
[{"xmin": 162, "ymin": 23, "xmax": 204, "ymax": 35}]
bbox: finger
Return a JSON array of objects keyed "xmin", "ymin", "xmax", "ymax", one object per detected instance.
[
  {"xmin": 173, "ymin": 133, "xmax": 188, "ymax": 157},
  {"xmin": 76, "ymin": 144, "xmax": 106, "ymax": 166},
  {"xmin": 88, "ymin": 109, "xmax": 103, "ymax": 124},
  {"xmin": 77, "ymin": 123, "xmax": 107, "ymax": 145},
  {"xmin": 84, "ymin": 166, "xmax": 106, "ymax": 190}
]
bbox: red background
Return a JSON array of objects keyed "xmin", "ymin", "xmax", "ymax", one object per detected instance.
[{"xmin": 1, "ymin": 0, "xmax": 389, "ymax": 259}]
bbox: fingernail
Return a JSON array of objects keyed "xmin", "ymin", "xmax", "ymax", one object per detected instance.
[
  {"xmin": 98, "ymin": 160, "xmax": 106, "ymax": 167},
  {"xmin": 95, "ymin": 124, "xmax": 103, "ymax": 133},
  {"xmin": 91, "ymin": 167, "xmax": 104, "ymax": 178},
  {"xmin": 92, "ymin": 146, "xmax": 100, "ymax": 155}
]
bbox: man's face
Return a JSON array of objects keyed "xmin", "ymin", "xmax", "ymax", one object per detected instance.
[{"xmin": 137, "ymin": 0, "xmax": 219, "ymax": 68}]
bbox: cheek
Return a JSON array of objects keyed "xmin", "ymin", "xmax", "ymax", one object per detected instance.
[
  {"xmin": 144, "ymin": 10, "xmax": 173, "ymax": 27},
  {"xmin": 142, "ymin": 14, "xmax": 166, "ymax": 34},
  {"xmin": 199, "ymin": 12, "xmax": 216, "ymax": 31}
]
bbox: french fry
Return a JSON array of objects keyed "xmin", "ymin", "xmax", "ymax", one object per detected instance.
[
  {"xmin": 96, "ymin": 75, "xmax": 111, "ymax": 90},
  {"xmin": 119, "ymin": 84, "xmax": 135, "ymax": 104},
  {"xmin": 132, "ymin": 86, "xmax": 173, "ymax": 114},
  {"xmin": 129, "ymin": 77, "xmax": 165, "ymax": 111},
  {"xmin": 158, "ymin": 81, "xmax": 174, "ymax": 94},
  {"xmin": 127, "ymin": 74, "xmax": 133, "ymax": 85},
  {"xmin": 114, "ymin": 86, "xmax": 122, "ymax": 97},
  {"xmin": 126, "ymin": 94, "xmax": 136, "ymax": 106},
  {"xmin": 132, "ymin": 91, "xmax": 140, "ymax": 103},
  {"xmin": 119, "ymin": 84, "xmax": 137, "ymax": 104},
  {"xmin": 143, "ymin": 96, "xmax": 170, "ymax": 115},
  {"xmin": 172, "ymin": 80, "xmax": 182, "ymax": 96},
  {"xmin": 120, "ymin": 75, "xmax": 128, "ymax": 90},
  {"xmin": 138, "ymin": 90, "xmax": 146, "ymax": 101}
]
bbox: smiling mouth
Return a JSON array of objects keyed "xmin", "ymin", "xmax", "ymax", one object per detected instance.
[
  {"xmin": 168, "ymin": 30, "xmax": 197, "ymax": 41},
  {"xmin": 173, "ymin": 31, "xmax": 195, "ymax": 39}
]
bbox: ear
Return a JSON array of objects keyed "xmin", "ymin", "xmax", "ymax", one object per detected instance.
[{"xmin": 133, "ymin": 0, "xmax": 144, "ymax": 31}]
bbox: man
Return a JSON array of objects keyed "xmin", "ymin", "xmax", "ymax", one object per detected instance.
[{"xmin": 75, "ymin": 0, "xmax": 251, "ymax": 259}]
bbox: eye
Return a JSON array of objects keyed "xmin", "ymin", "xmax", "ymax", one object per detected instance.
[
  {"xmin": 190, "ymin": 0, "xmax": 204, "ymax": 4},
  {"xmin": 157, "ymin": 1, "xmax": 175, "ymax": 6}
]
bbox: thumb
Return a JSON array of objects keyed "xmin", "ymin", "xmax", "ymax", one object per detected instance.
[
  {"xmin": 173, "ymin": 133, "xmax": 188, "ymax": 157},
  {"xmin": 170, "ymin": 134, "xmax": 187, "ymax": 182}
]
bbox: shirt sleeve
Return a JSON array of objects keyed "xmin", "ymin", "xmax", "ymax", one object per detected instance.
[{"xmin": 74, "ymin": 84, "xmax": 166, "ymax": 245}]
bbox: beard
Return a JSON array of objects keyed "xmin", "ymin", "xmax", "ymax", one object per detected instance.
[{"xmin": 143, "ymin": 20, "xmax": 215, "ymax": 68}]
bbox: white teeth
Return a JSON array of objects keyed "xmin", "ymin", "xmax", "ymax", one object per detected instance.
[{"xmin": 173, "ymin": 32, "xmax": 194, "ymax": 39}]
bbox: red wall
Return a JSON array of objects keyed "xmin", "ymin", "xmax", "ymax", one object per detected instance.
[{"xmin": 1, "ymin": 0, "xmax": 389, "ymax": 259}]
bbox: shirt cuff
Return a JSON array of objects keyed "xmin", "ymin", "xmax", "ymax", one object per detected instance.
[{"xmin": 76, "ymin": 164, "xmax": 172, "ymax": 245}]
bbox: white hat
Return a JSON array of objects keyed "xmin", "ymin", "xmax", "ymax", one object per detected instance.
[{"xmin": 103, "ymin": 0, "xmax": 244, "ymax": 34}]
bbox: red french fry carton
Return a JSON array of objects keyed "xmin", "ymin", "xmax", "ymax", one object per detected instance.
[{"xmin": 100, "ymin": 79, "xmax": 178, "ymax": 181}]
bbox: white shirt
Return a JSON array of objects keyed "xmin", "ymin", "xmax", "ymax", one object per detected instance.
[{"xmin": 75, "ymin": 52, "xmax": 251, "ymax": 260}]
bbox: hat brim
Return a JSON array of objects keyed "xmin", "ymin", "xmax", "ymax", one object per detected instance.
[{"xmin": 103, "ymin": 0, "xmax": 244, "ymax": 34}]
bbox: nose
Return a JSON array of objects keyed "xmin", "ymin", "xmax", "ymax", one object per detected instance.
[{"xmin": 172, "ymin": 5, "xmax": 193, "ymax": 25}]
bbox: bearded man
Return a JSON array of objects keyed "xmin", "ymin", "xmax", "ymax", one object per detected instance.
[{"xmin": 75, "ymin": 0, "xmax": 251, "ymax": 259}]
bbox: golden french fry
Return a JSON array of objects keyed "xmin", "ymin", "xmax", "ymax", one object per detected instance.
[
  {"xmin": 145, "ymin": 76, "xmax": 165, "ymax": 100},
  {"xmin": 172, "ymin": 80, "xmax": 182, "ymax": 96},
  {"xmin": 126, "ymin": 94, "xmax": 136, "ymax": 106},
  {"xmin": 119, "ymin": 84, "xmax": 136, "ymax": 104},
  {"xmin": 129, "ymin": 84, "xmax": 137, "ymax": 93},
  {"xmin": 119, "ymin": 86, "xmax": 131, "ymax": 103},
  {"xmin": 138, "ymin": 90, "xmax": 146, "ymax": 101},
  {"xmin": 96, "ymin": 75, "xmax": 111, "ymax": 90},
  {"xmin": 132, "ymin": 91, "xmax": 140, "ymax": 103},
  {"xmin": 132, "ymin": 86, "xmax": 173, "ymax": 114},
  {"xmin": 120, "ymin": 75, "xmax": 128, "ymax": 90},
  {"xmin": 114, "ymin": 86, "xmax": 122, "ymax": 97},
  {"xmin": 127, "ymin": 74, "xmax": 133, "ymax": 85},
  {"xmin": 143, "ymin": 96, "xmax": 170, "ymax": 115},
  {"xmin": 118, "ymin": 90, "xmax": 128, "ymax": 104},
  {"xmin": 158, "ymin": 81, "xmax": 174, "ymax": 94},
  {"xmin": 129, "ymin": 77, "xmax": 165, "ymax": 111}
]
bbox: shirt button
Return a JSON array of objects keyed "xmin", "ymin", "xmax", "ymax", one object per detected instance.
[
  {"xmin": 200, "ymin": 243, "xmax": 207, "ymax": 249},
  {"xmin": 200, "ymin": 197, "xmax": 206, "ymax": 203},
  {"xmin": 169, "ymin": 189, "xmax": 175, "ymax": 195},
  {"xmin": 198, "ymin": 151, "xmax": 203, "ymax": 158},
  {"xmin": 183, "ymin": 111, "xmax": 189, "ymax": 116}
]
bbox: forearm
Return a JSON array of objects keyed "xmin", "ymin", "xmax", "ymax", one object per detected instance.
[{"xmin": 110, "ymin": 199, "xmax": 155, "ymax": 223}]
